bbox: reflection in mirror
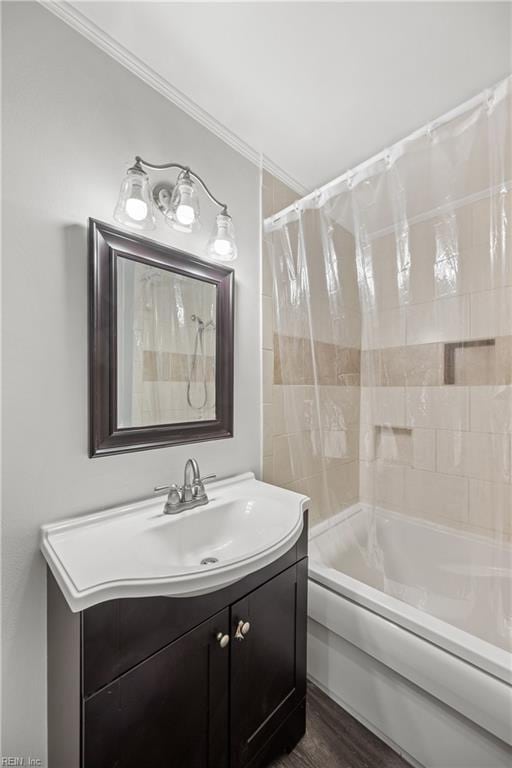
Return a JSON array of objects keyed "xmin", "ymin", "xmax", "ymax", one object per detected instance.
[{"xmin": 117, "ymin": 257, "xmax": 217, "ymax": 427}]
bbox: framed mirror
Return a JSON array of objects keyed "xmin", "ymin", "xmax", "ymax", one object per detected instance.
[{"xmin": 89, "ymin": 219, "xmax": 234, "ymax": 456}]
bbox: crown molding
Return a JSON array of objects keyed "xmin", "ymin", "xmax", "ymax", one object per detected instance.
[{"xmin": 39, "ymin": 0, "xmax": 307, "ymax": 197}]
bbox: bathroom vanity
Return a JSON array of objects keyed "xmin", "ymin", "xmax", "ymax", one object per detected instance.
[{"xmin": 43, "ymin": 474, "xmax": 309, "ymax": 768}]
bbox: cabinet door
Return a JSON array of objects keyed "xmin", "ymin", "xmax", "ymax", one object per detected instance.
[
  {"xmin": 230, "ymin": 560, "xmax": 307, "ymax": 768},
  {"xmin": 83, "ymin": 608, "xmax": 229, "ymax": 768}
]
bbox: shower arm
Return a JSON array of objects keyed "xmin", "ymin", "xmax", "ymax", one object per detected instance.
[{"xmin": 133, "ymin": 156, "xmax": 229, "ymax": 215}]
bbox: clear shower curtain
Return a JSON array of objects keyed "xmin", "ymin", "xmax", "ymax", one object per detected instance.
[{"xmin": 264, "ymin": 76, "xmax": 511, "ymax": 652}]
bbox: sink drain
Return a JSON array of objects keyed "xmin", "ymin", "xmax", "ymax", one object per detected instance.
[{"xmin": 200, "ymin": 557, "xmax": 219, "ymax": 565}]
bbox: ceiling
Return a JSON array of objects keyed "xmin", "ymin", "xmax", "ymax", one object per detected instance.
[{"xmin": 69, "ymin": 1, "xmax": 511, "ymax": 193}]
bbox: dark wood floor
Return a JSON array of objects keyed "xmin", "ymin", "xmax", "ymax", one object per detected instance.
[{"xmin": 271, "ymin": 683, "xmax": 410, "ymax": 768}]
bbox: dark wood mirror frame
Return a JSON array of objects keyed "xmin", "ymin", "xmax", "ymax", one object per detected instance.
[{"xmin": 89, "ymin": 219, "xmax": 234, "ymax": 457}]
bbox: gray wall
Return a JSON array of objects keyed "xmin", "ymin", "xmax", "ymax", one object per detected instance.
[{"xmin": 1, "ymin": 3, "xmax": 261, "ymax": 760}]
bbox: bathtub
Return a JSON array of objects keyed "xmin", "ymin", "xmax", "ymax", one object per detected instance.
[{"xmin": 307, "ymin": 504, "xmax": 512, "ymax": 768}]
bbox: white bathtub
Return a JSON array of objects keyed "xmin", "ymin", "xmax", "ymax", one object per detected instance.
[{"xmin": 308, "ymin": 504, "xmax": 512, "ymax": 768}]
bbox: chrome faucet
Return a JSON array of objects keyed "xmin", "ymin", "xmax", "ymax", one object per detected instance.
[{"xmin": 154, "ymin": 458, "xmax": 216, "ymax": 515}]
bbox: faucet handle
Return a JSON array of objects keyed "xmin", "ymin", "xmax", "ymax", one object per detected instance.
[
  {"xmin": 193, "ymin": 474, "xmax": 216, "ymax": 500},
  {"xmin": 165, "ymin": 483, "xmax": 182, "ymax": 509},
  {"xmin": 154, "ymin": 485, "xmax": 170, "ymax": 494}
]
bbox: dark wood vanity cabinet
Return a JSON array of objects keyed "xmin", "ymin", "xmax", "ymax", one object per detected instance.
[
  {"xmin": 83, "ymin": 609, "xmax": 230, "ymax": 768},
  {"xmin": 48, "ymin": 512, "xmax": 308, "ymax": 768}
]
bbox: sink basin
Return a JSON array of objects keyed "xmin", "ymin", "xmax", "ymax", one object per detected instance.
[{"xmin": 40, "ymin": 473, "xmax": 308, "ymax": 612}]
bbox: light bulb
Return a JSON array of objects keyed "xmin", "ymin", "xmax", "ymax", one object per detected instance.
[
  {"xmin": 168, "ymin": 175, "xmax": 200, "ymax": 233},
  {"xmin": 114, "ymin": 165, "xmax": 155, "ymax": 231},
  {"xmin": 125, "ymin": 198, "xmax": 148, "ymax": 221},
  {"xmin": 175, "ymin": 203, "xmax": 195, "ymax": 226},
  {"xmin": 207, "ymin": 213, "xmax": 238, "ymax": 261},
  {"xmin": 212, "ymin": 238, "xmax": 231, "ymax": 257}
]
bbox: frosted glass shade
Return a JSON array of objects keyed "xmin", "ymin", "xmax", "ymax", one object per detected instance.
[
  {"xmin": 114, "ymin": 167, "xmax": 155, "ymax": 231},
  {"xmin": 207, "ymin": 213, "xmax": 238, "ymax": 261},
  {"xmin": 167, "ymin": 177, "xmax": 200, "ymax": 233}
]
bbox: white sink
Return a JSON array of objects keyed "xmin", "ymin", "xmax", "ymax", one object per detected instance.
[{"xmin": 40, "ymin": 473, "xmax": 308, "ymax": 612}]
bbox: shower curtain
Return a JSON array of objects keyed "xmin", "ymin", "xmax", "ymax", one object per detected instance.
[{"xmin": 264, "ymin": 75, "xmax": 511, "ymax": 648}]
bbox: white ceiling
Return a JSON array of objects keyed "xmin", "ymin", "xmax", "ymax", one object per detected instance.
[{"xmin": 69, "ymin": 1, "xmax": 511, "ymax": 193}]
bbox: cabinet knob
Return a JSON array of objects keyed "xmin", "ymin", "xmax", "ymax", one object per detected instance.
[
  {"xmin": 235, "ymin": 620, "xmax": 251, "ymax": 641},
  {"xmin": 216, "ymin": 632, "xmax": 230, "ymax": 649}
]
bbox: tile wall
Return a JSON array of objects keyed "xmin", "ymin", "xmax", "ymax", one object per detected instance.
[{"xmin": 359, "ymin": 190, "xmax": 512, "ymax": 539}]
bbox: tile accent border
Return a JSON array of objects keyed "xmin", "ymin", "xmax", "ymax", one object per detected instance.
[
  {"xmin": 274, "ymin": 333, "xmax": 360, "ymax": 386},
  {"xmin": 143, "ymin": 350, "xmax": 215, "ymax": 382},
  {"xmin": 361, "ymin": 335, "xmax": 512, "ymax": 387}
]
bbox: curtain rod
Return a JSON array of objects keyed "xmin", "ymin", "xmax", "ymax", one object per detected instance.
[{"xmin": 264, "ymin": 73, "xmax": 511, "ymax": 232}]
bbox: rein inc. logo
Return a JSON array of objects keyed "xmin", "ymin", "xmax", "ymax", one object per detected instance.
[{"xmin": 1, "ymin": 759, "xmax": 42, "ymax": 766}]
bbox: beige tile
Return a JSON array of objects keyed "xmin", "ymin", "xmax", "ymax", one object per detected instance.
[
  {"xmin": 282, "ymin": 385, "xmax": 318, "ymax": 433},
  {"xmin": 373, "ymin": 460, "xmax": 406, "ymax": 511},
  {"xmin": 359, "ymin": 458, "xmax": 405, "ymax": 510},
  {"xmin": 406, "ymin": 386, "xmax": 469, "ymax": 430},
  {"xmin": 361, "ymin": 343, "xmax": 444, "ymax": 387},
  {"xmin": 466, "ymin": 432, "xmax": 510, "ymax": 483},
  {"xmin": 360, "ymin": 386, "xmax": 406, "ymax": 427},
  {"xmin": 405, "ymin": 468, "xmax": 469, "ymax": 523},
  {"xmin": 330, "ymin": 308, "xmax": 361, "ymax": 349},
  {"xmin": 409, "ymin": 218, "xmax": 437, "ymax": 270},
  {"xmin": 274, "ymin": 178, "xmax": 298, "ymax": 212},
  {"xmin": 306, "ymin": 473, "xmax": 333, "ymax": 525},
  {"xmin": 262, "ymin": 238, "xmax": 274, "ymax": 298},
  {"xmin": 262, "ymin": 295, "xmax": 273, "ymax": 351},
  {"xmin": 273, "ymin": 334, "xmax": 305, "ymax": 385},
  {"xmin": 470, "ymin": 385, "xmax": 512, "ymax": 433},
  {"xmin": 262, "ymin": 349, "xmax": 273, "ymax": 404},
  {"xmin": 496, "ymin": 336, "xmax": 512, "ymax": 385},
  {"xmin": 272, "ymin": 385, "xmax": 286, "ymax": 436},
  {"xmin": 262, "ymin": 456, "xmax": 274, "ymax": 485},
  {"xmin": 452, "ymin": 343, "xmax": 497, "ymax": 386},
  {"xmin": 411, "ymin": 428, "xmax": 436, "ymax": 471},
  {"xmin": 272, "ymin": 434, "xmax": 294, "ymax": 486},
  {"xmin": 283, "ymin": 477, "xmax": 310, "ymax": 499},
  {"xmin": 321, "ymin": 427, "xmax": 359, "ymax": 466},
  {"xmin": 289, "ymin": 430, "xmax": 323, "ymax": 477},
  {"xmin": 362, "ymin": 306, "xmax": 406, "ymax": 350},
  {"xmin": 262, "ymin": 179, "xmax": 275, "ymax": 219},
  {"xmin": 359, "ymin": 424, "xmax": 376, "ymax": 462},
  {"xmin": 408, "ymin": 245, "xmax": 435, "ymax": 305},
  {"xmin": 361, "ymin": 236, "xmax": 412, "ymax": 311},
  {"xmin": 434, "ymin": 255, "xmax": 462, "ymax": 299},
  {"xmin": 359, "ymin": 459, "xmax": 374, "ymax": 504},
  {"xmin": 469, "ymin": 479, "xmax": 512, "ymax": 533},
  {"xmin": 263, "ymin": 404, "xmax": 273, "ymax": 458},
  {"xmin": 406, "ymin": 295, "xmax": 469, "ymax": 346},
  {"xmin": 425, "ymin": 428, "xmax": 509, "ymax": 504},
  {"xmin": 274, "ymin": 430, "xmax": 324, "ymax": 486},
  {"xmin": 318, "ymin": 386, "xmax": 360, "ymax": 429},
  {"xmin": 460, "ymin": 245, "xmax": 512, "ymax": 294},
  {"xmin": 436, "ymin": 430, "xmax": 468, "ymax": 476},
  {"xmin": 325, "ymin": 461, "xmax": 359, "ymax": 511},
  {"xmin": 376, "ymin": 426, "xmax": 412, "ymax": 465},
  {"xmin": 470, "ymin": 287, "xmax": 512, "ymax": 339},
  {"xmin": 470, "ymin": 195, "xmax": 492, "ymax": 247},
  {"xmin": 380, "ymin": 346, "xmax": 408, "ymax": 386},
  {"xmin": 404, "ymin": 343, "xmax": 444, "ymax": 386}
]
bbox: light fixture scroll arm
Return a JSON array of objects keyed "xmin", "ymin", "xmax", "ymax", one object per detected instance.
[
  {"xmin": 134, "ymin": 156, "xmax": 229, "ymax": 215},
  {"xmin": 134, "ymin": 156, "xmax": 189, "ymax": 173},
  {"xmin": 188, "ymin": 170, "xmax": 229, "ymax": 215}
]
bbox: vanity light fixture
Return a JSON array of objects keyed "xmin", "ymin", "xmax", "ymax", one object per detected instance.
[{"xmin": 114, "ymin": 156, "xmax": 238, "ymax": 261}]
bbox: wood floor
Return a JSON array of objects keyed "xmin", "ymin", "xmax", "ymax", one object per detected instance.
[{"xmin": 271, "ymin": 683, "xmax": 410, "ymax": 768}]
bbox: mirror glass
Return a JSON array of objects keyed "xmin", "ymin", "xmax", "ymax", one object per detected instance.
[{"xmin": 116, "ymin": 256, "xmax": 217, "ymax": 427}]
